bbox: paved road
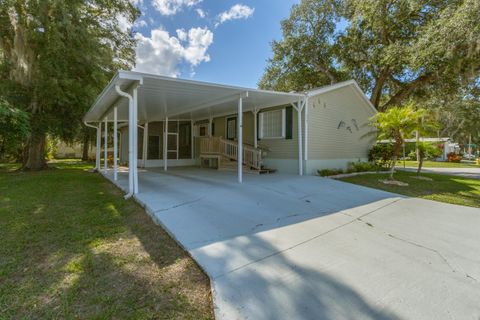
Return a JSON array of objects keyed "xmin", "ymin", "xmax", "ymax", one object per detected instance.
[
  {"xmin": 399, "ymin": 166, "xmax": 480, "ymax": 179},
  {"xmin": 107, "ymin": 168, "xmax": 480, "ymax": 320}
]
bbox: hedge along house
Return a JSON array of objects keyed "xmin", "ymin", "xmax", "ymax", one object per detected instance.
[{"xmin": 83, "ymin": 71, "xmax": 376, "ymax": 196}]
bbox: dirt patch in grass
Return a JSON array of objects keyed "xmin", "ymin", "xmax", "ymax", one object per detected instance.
[
  {"xmin": 0, "ymin": 160, "xmax": 213, "ymax": 319},
  {"xmin": 379, "ymin": 179, "xmax": 409, "ymax": 186},
  {"xmin": 410, "ymin": 175, "xmax": 433, "ymax": 181}
]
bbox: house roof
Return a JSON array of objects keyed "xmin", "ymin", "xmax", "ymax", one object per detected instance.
[
  {"xmin": 83, "ymin": 70, "xmax": 304, "ymax": 123},
  {"xmin": 84, "ymin": 71, "xmax": 377, "ymax": 123}
]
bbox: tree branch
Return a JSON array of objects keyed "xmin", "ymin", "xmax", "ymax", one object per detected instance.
[
  {"xmin": 381, "ymin": 72, "xmax": 437, "ymax": 110},
  {"xmin": 370, "ymin": 69, "xmax": 390, "ymax": 109}
]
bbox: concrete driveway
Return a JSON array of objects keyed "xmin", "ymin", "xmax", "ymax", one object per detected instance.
[
  {"xmin": 399, "ymin": 166, "xmax": 480, "ymax": 179},
  {"xmin": 106, "ymin": 167, "xmax": 480, "ymax": 320}
]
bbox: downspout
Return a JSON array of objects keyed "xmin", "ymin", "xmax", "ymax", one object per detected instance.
[
  {"xmin": 115, "ymin": 85, "xmax": 134, "ymax": 199},
  {"xmin": 84, "ymin": 121, "xmax": 98, "ymax": 130},
  {"xmin": 303, "ymin": 95, "xmax": 309, "ymax": 174}
]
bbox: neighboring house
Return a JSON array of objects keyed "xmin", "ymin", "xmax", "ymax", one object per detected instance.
[
  {"xmin": 378, "ymin": 137, "xmax": 459, "ymax": 161},
  {"xmin": 84, "ymin": 71, "xmax": 376, "ymax": 195}
]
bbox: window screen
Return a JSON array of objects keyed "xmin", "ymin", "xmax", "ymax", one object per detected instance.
[
  {"xmin": 147, "ymin": 136, "xmax": 160, "ymax": 159},
  {"xmin": 259, "ymin": 109, "xmax": 285, "ymax": 139}
]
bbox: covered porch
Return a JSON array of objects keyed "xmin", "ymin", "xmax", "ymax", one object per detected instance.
[{"xmin": 84, "ymin": 71, "xmax": 306, "ymax": 197}]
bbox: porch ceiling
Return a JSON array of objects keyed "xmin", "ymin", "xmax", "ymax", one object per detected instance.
[{"xmin": 84, "ymin": 70, "xmax": 304, "ymax": 123}]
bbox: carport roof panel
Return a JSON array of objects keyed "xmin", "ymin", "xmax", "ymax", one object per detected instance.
[{"xmin": 84, "ymin": 70, "xmax": 304, "ymax": 122}]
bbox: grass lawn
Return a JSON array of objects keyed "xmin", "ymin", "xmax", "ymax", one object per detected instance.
[
  {"xmin": 0, "ymin": 160, "xmax": 212, "ymax": 319},
  {"xmin": 398, "ymin": 160, "xmax": 479, "ymax": 168},
  {"xmin": 340, "ymin": 171, "xmax": 480, "ymax": 208}
]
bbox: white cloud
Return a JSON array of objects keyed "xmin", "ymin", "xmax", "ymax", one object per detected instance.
[
  {"xmin": 182, "ymin": 27, "xmax": 214, "ymax": 66},
  {"xmin": 117, "ymin": 14, "xmax": 132, "ymax": 32},
  {"xmin": 216, "ymin": 4, "xmax": 254, "ymax": 27},
  {"xmin": 176, "ymin": 28, "xmax": 187, "ymax": 41},
  {"xmin": 134, "ymin": 27, "xmax": 213, "ymax": 77},
  {"xmin": 196, "ymin": 8, "xmax": 206, "ymax": 18},
  {"xmin": 152, "ymin": 0, "xmax": 202, "ymax": 15},
  {"xmin": 134, "ymin": 19, "xmax": 148, "ymax": 28}
]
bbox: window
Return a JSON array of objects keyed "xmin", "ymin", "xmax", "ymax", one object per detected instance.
[
  {"xmin": 195, "ymin": 123, "xmax": 209, "ymax": 137},
  {"xmin": 226, "ymin": 117, "xmax": 236, "ymax": 140},
  {"xmin": 259, "ymin": 109, "xmax": 286, "ymax": 139}
]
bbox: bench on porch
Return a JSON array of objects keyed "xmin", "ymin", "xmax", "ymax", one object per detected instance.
[
  {"xmin": 199, "ymin": 136, "xmax": 275, "ymax": 174},
  {"xmin": 199, "ymin": 153, "xmax": 222, "ymax": 169}
]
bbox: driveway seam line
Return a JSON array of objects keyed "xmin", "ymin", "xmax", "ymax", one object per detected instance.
[
  {"xmin": 213, "ymin": 198, "xmax": 403, "ymax": 279},
  {"xmin": 357, "ymin": 218, "xmax": 479, "ymax": 283},
  {"xmin": 152, "ymin": 197, "xmax": 205, "ymax": 214}
]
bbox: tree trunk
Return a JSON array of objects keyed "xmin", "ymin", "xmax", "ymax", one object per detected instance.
[
  {"xmin": 23, "ymin": 131, "xmax": 47, "ymax": 170},
  {"xmin": 417, "ymin": 156, "xmax": 423, "ymax": 176},
  {"xmin": 82, "ymin": 132, "xmax": 90, "ymax": 161},
  {"xmin": 389, "ymin": 155, "xmax": 397, "ymax": 180},
  {"xmin": 390, "ymin": 141, "xmax": 402, "ymax": 180},
  {"xmin": 415, "ymin": 130, "xmax": 420, "ymax": 161},
  {"xmin": 370, "ymin": 70, "xmax": 389, "ymax": 109}
]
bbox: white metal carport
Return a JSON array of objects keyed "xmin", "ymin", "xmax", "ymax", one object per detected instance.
[{"xmin": 84, "ymin": 70, "xmax": 306, "ymax": 197}]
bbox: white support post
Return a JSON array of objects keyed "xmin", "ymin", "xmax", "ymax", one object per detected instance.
[
  {"xmin": 253, "ymin": 109, "xmax": 258, "ymax": 149},
  {"xmin": 115, "ymin": 84, "xmax": 134, "ymax": 198},
  {"xmin": 142, "ymin": 122, "xmax": 149, "ymax": 168},
  {"xmin": 133, "ymin": 87, "xmax": 139, "ymax": 195},
  {"xmin": 296, "ymin": 100, "xmax": 304, "ymax": 176},
  {"xmin": 238, "ymin": 96, "xmax": 243, "ymax": 183},
  {"xmin": 163, "ymin": 117, "xmax": 168, "ymax": 171},
  {"xmin": 113, "ymin": 106, "xmax": 118, "ymax": 181},
  {"xmin": 304, "ymin": 96, "xmax": 308, "ymax": 161},
  {"xmin": 96, "ymin": 122, "xmax": 101, "ymax": 171},
  {"xmin": 128, "ymin": 99, "xmax": 134, "ymax": 195},
  {"xmin": 104, "ymin": 118, "xmax": 108, "ymax": 174}
]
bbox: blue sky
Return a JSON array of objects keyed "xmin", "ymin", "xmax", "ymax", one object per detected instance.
[{"xmin": 130, "ymin": 0, "xmax": 299, "ymax": 88}]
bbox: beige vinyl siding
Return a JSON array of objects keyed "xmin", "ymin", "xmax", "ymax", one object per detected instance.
[
  {"xmin": 258, "ymin": 106, "xmax": 300, "ymax": 159},
  {"xmin": 211, "ymin": 112, "xmax": 255, "ymax": 146},
  {"xmin": 242, "ymin": 112, "xmax": 254, "ymax": 145},
  {"xmin": 307, "ymin": 86, "xmax": 376, "ymax": 160},
  {"xmin": 210, "ymin": 108, "xmax": 298, "ymax": 159},
  {"xmin": 213, "ymin": 117, "xmax": 225, "ymax": 138}
]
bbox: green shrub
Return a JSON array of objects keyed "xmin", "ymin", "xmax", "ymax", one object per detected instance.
[
  {"xmin": 318, "ymin": 168, "xmax": 344, "ymax": 176},
  {"xmin": 407, "ymin": 150, "xmax": 417, "ymax": 160},
  {"xmin": 347, "ymin": 160, "xmax": 377, "ymax": 173},
  {"xmin": 369, "ymin": 144, "xmax": 394, "ymax": 169}
]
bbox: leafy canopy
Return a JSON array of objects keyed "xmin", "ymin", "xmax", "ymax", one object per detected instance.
[
  {"xmin": 0, "ymin": 99, "xmax": 30, "ymax": 159},
  {"xmin": 368, "ymin": 104, "xmax": 432, "ymax": 179},
  {"xmin": 0, "ymin": 0, "xmax": 139, "ymax": 166},
  {"xmin": 369, "ymin": 105, "xmax": 425, "ymax": 144},
  {"xmin": 259, "ymin": 0, "xmax": 480, "ymax": 110},
  {"xmin": 427, "ymin": 81, "xmax": 480, "ymax": 146}
]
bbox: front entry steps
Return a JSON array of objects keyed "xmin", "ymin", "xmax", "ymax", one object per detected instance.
[{"xmin": 200, "ymin": 154, "xmax": 276, "ymax": 174}]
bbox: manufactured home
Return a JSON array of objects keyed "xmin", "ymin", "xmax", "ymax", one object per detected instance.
[{"xmin": 84, "ymin": 71, "xmax": 376, "ymax": 195}]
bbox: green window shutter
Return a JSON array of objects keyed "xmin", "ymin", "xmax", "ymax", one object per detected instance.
[
  {"xmin": 285, "ymin": 106, "xmax": 293, "ymax": 139},
  {"xmin": 211, "ymin": 122, "xmax": 215, "ymax": 136}
]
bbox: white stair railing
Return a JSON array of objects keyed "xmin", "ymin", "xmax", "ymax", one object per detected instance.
[{"xmin": 199, "ymin": 137, "xmax": 263, "ymax": 169}]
